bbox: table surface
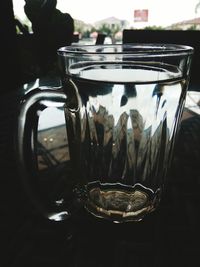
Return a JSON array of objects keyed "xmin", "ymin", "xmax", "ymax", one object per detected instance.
[{"xmin": 0, "ymin": 77, "xmax": 200, "ymax": 267}]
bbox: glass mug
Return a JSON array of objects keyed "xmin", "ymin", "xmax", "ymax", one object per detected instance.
[{"xmin": 16, "ymin": 44, "xmax": 193, "ymax": 223}]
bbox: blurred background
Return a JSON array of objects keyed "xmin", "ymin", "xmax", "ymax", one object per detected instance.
[{"xmin": 13, "ymin": 0, "xmax": 200, "ymax": 45}]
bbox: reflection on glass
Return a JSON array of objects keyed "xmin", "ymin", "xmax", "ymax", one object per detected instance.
[
  {"xmin": 37, "ymin": 107, "xmax": 69, "ymax": 171},
  {"xmin": 37, "ymin": 108, "xmax": 69, "ymax": 170},
  {"xmin": 36, "ymin": 107, "xmax": 73, "ymax": 206}
]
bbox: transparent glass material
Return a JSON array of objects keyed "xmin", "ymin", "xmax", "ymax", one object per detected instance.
[{"xmin": 17, "ymin": 44, "xmax": 193, "ymax": 223}]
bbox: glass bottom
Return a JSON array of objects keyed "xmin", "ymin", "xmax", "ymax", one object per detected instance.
[{"xmin": 85, "ymin": 182, "xmax": 158, "ymax": 223}]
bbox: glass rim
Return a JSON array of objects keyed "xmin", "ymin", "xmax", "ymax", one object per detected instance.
[{"xmin": 57, "ymin": 43, "xmax": 194, "ymax": 57}]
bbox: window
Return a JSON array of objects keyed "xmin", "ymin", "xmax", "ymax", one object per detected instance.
[{"xmin": 13, "ymin": 0, "xmax": 200, "ymax": 43}]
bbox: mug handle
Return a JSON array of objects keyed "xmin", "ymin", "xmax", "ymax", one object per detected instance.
[{"xmin": 15, "ymin": 87, "xmax": 70, "ymax": 221}]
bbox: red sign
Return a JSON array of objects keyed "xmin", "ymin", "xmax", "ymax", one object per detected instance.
[{"xmin": 134, "ymin": 9, "xmax": 148, "ymax": 22}]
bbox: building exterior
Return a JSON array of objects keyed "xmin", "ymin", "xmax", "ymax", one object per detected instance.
[
  {"xmin": 168, "ymin": 17, "xmax": 200, "ymax": 30},
  {"xmin": 94, "ymin": 17, "xmax": 129, "ymax": 30}
]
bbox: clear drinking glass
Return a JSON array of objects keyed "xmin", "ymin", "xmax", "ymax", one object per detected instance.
[{"xmin": 16, "ymin": 44, "xmax": 193, "ymax": 223}]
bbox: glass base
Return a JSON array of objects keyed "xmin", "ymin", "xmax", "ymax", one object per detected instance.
[{"xmin": 85, "ymin": 182, "xmax": 158, "ymax": 223}]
